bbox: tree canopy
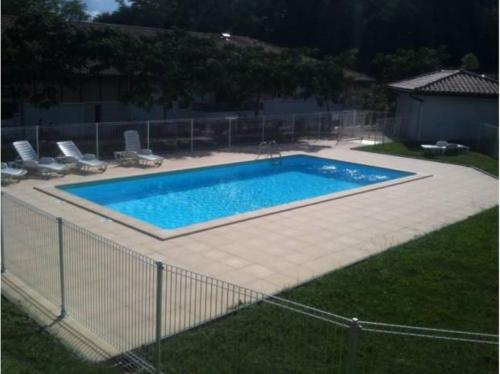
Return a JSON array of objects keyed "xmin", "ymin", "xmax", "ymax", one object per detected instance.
[
  {"xmin": 3, "ymin": 0, "xmax": 89, "ymax": 20},
  {"xmin": 372, "ymin": 47, "xmax": 449, "ymax": 82},
  {"xmin": 1, "ymin": 8, "xmax": 346, "ymax": 112},
  {"xmin": 95, "ymin": 0, "xmax": 498, "ymax": 73}
]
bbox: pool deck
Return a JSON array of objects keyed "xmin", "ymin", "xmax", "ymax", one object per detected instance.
[
  {"xmin": 2, "ymin": 140, "xmax": 498, "ymax": 358},
  {"xmin": 4, "ymin": 140, "xmax": 498, "ymax": 294}
]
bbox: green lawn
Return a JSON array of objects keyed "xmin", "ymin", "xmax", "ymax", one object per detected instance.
[
  {"xmin": 1, "ymin": 298, "xmax": 119, "ymax": 374},
  {"xmin": 154, "ymin": 207, "xmax": 499, "ymax": 373},
  {"xmin": 354, "ymin": 141, "xmax": 499, "ymax": 176}
]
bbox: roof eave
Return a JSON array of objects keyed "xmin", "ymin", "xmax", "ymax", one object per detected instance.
[{"xmin": 414, "ymin": 90, "xmax": 499, "ymax": 98}]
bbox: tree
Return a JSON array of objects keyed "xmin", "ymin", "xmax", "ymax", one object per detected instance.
[
  {"xmin": 332, "ymin": 49, "xmax": 359, "ymax": 69},
  {"xmin": 2, "ymin": 0, "xmax": 89, "ymax": 20},
  {"xmin": 363, "ymin": 85, "xmax": 390, "ymax": 112},
  {"xmin": 372, "ymin": 47, "xmax": 449, "ymax": 82},
  {"xmin": 2, "ymin": 10, "xmax": 88, "ymax": 115},
  {"xmin": 306, "ymin": 58, "xmax": 345, "ymax": 111},
  {"xmin": 92, "ymin": 0, "xmax": 498, "ymax": 72},
  {"xmin": 461, "ymin": 53, "xmax": 481, "ymax": 71}
]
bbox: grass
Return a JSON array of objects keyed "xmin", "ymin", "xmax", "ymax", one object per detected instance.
[
  {"xmin": 354, "ymin": 141, "xmax": 498, "ymax": 176},
  {"xmin": 154, "ymin": 207, "xmax": 498, "ymax": 373},
  {"xmin": 1, "ymin": 298, "xmax": 119, "ymax": 374}
]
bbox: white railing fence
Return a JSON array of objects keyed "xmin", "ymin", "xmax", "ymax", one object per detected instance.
[
  {"xmin": 1, "ymin": 192, "xmax": 498, "ymax": 373},
  {"xmin": 1, "ymin": 110, "xmax": 394, "ymax": 162}
]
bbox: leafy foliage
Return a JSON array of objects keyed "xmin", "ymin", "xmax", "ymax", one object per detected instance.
[
  {"xmin": 2, "ymin": 0, "xmax": 89, "ymax": 20},
  {"xmin": 2, "ymin": 10, "xmax": 88, "ymax": 107},
  {"xmin": 1, "ymin": 8, "xmax": 346, "ymax": 111},
  {"xmin": 372, "ymin": 46, "xmax": 450, "ymax": 82},
  {"xmin": 95, "ymin": 0, "xmax": 499, "ymax": 72},
  {"xmin": 461, "ymin": 53, "xmax": 481, "ymax": 71}
]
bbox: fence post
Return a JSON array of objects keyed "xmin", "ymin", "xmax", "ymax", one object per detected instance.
[
  {"xmin": 1, "ymin": 211, "xmax": 5, "ymax": 274},
  {"xmin": 228, "ymin": 118, "xmax": 232, "ymax": 147},
  {"xmin": 147, "ymin": 120, "xmax": 150, "ymax": 150},
  {"xmin": 95, "ymin": 122, "xmax": 99, "ymax": 159},
  {"xmin": 190, "ymin": 119, "xmax": 194, "ymax": 153},
  {"xmin": 35, "ymin": 125, "xmax": 40, "ymax": 157},
  {"xmin": 382, "ymin": 113, "xmax": 388, "ymax": 144},
  {"xmin": 317, "ymin": 113, "xmax": 322, "ymax": 140},
  {"xmin": 57, "ymin": 217, "xmax": 66, "ymax": 318},
  {"xmin": 155, "ymin": 261, "xmax": 164, "ymax": 374},
  {"xmin": 346, "ymin": 318, "xmax": 361, "ymax": 374},
  {"xmin": 261, "ymin": 115, "xmax": 266, "ymax": 142}
]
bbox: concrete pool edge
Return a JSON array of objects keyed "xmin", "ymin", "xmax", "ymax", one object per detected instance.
[{"xmin": 35, "ymin": 168, "xmax": 432, "ymax": 241}]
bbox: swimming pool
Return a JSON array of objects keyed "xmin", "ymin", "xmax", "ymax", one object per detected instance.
[{"xmin": 58, "ymin": 155, "xmax": 413, "ymax": 231}]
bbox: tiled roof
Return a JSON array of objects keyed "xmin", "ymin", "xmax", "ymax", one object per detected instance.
[{"xmin": 389, "ymin": 70, "xmax": 498, "ymax": 97}]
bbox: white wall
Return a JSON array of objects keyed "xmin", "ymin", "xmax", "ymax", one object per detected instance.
[
  {"xmin": 20, "ymin": 98, "xmax": 328, "ymax": 126},
  {"xmin": 419, "ymin": 95, "xmax": 498, "ymax": 141},
  {"xmin": 395, "ymin": 93, "xmax": 498, "ymax": 142},
  {"xmin": 262, "ymin": 97, "xmax": 325, "ymax": 115}
]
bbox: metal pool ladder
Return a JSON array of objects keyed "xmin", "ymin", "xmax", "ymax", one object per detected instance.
[{"xmin": 257, "ymin": 140, "xmax": 282, "ymax": 163}]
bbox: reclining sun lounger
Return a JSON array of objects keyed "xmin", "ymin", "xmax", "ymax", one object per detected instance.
[
  {"xmin": 121, "ymin": 130, "xmax": 163, "ymax": 167},
  {"xmin": 420, "ymin": 143, "xmax": 446, "ymax": 155},
  {"xmin": 421, "ymin": 140, "xmax": 470, "ymax": 155},
  {"xmin": 13, "ymin": 141, "xmax": 68, "ymax": 176},
  {"xmin": 1, "ymin": 162, "xmax": 27, "ymax": 184},
  {"xmin": 57, "ymin": 141, "xmax": 107, "ymax": 173}
]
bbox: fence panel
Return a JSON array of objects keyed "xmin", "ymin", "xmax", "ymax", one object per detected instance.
[
  {"xmin": 263, "ymin": 114, "xmax": 295, "ymax": 143},
  {"xmin": 97, "ymin": 121, "xmax": 148, "ymax": 159},
  {"xmin": 2, "ymin": 192, "xmax": 498, "ymax": 374},
  {"xmin": 192, "ymin": 117, "xmax": 228, "ymax": 150},
  {"xmin": 1, "ymin": 110, "xmax": 400, "ymax": 161},
  {"xmin": 231, "ymin": 116, "xmax": 262, "ymax": 146},
  {"xmin": 293, "ymin": 112, "xmax": 320, "ymax": 139},
  {"xmin": 149, "ymin": 119, "xmax": 191, "ymax": 154},
  {"xmin": 1, "ymin": 194, "xmax": 61, "ymax": 307},
  {"xmin": 154, "ymin": 299, "xmax": 350, "ymax": 373},
  {"xmin": 356, "ymin": 326, "xmax": 499, "ymax": 373},
  {"xmin": 39, "ymin": 123, "xmax": 97, "ymax": 159},
  {"xmin": 61, "ymin": 220, "xmax": 158, "ymax": 353},
  {"xmin": 144, "ymin": 265, "xmax": 351, "ymax": 373},
  {"xmin": 475, "ymin": 123, "xmax": 499, "ymax": 159}
]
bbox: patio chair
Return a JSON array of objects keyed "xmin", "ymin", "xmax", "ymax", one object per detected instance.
[
  {"xmin": 13, "ymin": 141, "xmax": 68, "ymax": 176},
  {"xmin": 57, "ymin": 141, "xmax": 107, "ymax": 173},
  {"xmin": 422, "ymin": 140, "xmax": 469, "ymax": 156},
  {"xmin": 122, "ymin": 130, "xmax": 163, "ymax": 167},
  {"xmin": 1, "ymin": 162, "xmax": 27, "ymax": 184},
  {"xmin": 420, "ymin": 143, "xmax": 446, "ymax": 155}
]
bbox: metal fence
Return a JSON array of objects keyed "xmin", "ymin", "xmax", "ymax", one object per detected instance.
[
  {"xmin": 475, "ymin": 123, "xmax": 499, "ymax": 159},
  {"xmin": 1, "ymin": 192, "xmax": 498, "ymax": 373},
  {"xmin": 1, "ymin": 110, "xmax": 391, "ymax": 162}
]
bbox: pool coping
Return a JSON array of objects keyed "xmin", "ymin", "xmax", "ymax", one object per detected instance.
[{"xmin": 35, "ymin": 155, "xmax": 433, "ymax": 240}]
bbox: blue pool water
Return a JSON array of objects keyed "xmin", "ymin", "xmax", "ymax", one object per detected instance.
[{"xmin": 60, "ymin": 155, "xmax": 412, "ymax": 230}]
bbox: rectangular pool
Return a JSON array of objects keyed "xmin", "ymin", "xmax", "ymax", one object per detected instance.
[{"xmin": 59, "ymin": 155, "xmax": 413, "ymax": 230}]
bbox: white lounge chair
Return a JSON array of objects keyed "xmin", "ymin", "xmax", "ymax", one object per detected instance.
[
  {"xmin": 1, "ymin": 162, "xmax": 27, "ymax": 184},
  {"xmin": 122, "ymin": 130, "xmax": 163, "ymax": 167},
  {"xmin": 57, "ymin": 141, "xmax": 107, "ymax": 173},
  {"xmin": 421, "ymin": 143, "xmax": 446, "ymax": 155},
  {"xmin": 13, "ymin": 141, "xmax": 68, "ymax": 176},
  {"xmin": 421, "ymin": 140, "xmax": 469, "ymax": 155}
]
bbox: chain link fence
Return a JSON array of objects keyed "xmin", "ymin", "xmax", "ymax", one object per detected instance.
[{"xmin": 1, "ymin": 192, "xmax": 498, "ymax": 373}]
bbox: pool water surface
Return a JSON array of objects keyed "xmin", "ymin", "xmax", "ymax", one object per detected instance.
[{"xmin": 59, "ymin": 155, "xmax": 413, "ymax": 229}]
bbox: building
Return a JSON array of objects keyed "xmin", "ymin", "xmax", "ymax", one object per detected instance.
[
  {"xmin": 388, "ymin": 70, "xmax": 498, "ymax": 142},
  {"xmin": 2, "ymin": 16, "xmax": 375, "ymax": 126}
]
